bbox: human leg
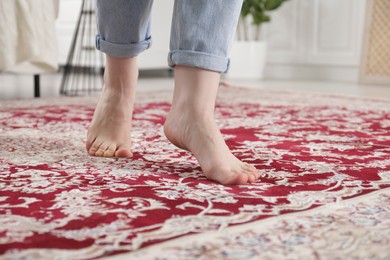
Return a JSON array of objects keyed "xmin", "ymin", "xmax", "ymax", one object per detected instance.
[
  {"xmin": 87, "ymin": 0, "xmax": 153, "ymax": 158},
  {"xmin": 164, "ymin": 0, "xmax": 259, "ymax": 184}
]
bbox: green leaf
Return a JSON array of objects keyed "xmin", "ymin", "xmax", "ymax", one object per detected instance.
[
  {"xmin": 264, "ymin": 0, "xmax": 285, "ymax": 11},
  {"xmin": 253, "ymin": 13, "xmax": 270, "ymax": 25},
  {"xmin": 241, "ymin": 1, "xmax": 251, "ymax": 17},
  {"xmin": 241, "ymin": 0, "xmax": 287, "ymax": 26}
]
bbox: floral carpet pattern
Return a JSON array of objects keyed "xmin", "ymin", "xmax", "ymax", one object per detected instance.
[{"xmin": 0, "ymin": 86, "xmax": 389, "ymax": 259}]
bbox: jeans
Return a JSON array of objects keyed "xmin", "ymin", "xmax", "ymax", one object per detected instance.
[{"xmin": 95, "ymin": 0, "xmax": 242, "ymax": 73}]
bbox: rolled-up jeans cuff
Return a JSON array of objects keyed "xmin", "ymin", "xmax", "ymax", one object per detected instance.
[
  {"xmin": 168, "ymin": 50, "xmax": 229, "ymax": 73},
  {"xmin": 96, "ymin": 35, "xmax": 152, "ymax": 58}
]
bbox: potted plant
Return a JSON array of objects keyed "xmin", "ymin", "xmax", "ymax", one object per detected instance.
[{"xmin": 227, "ymin": 0, "xmax": 289, "ymax": 79}]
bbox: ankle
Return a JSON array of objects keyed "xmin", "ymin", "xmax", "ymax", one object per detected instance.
[
  {"xmin": 169, "ymin": 100, "xmax": 215, "ymax": 120},
  {"xmin": 172, "ymin": 66, "xmax": 220, "ymax": 112},
  {"xmin": 103, "ymin": 75, "xmax": 137, "ymax": 96},
  {"xmin": 103, "ymin": 55, "xmax": 139, "ymax": 94}
]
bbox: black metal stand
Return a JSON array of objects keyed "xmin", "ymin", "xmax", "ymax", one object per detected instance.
[
  {"xmin": 34, "ymin": 74, "xmax": 40, "ymax": 98},
  {"xmin": 60, "ymin": 0, "xmax": 104, "ymax": 96}
]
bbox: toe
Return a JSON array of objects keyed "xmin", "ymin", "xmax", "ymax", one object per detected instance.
[
  {"xmin": 95, "ymin": 143, "xmax": 109, "ymax": 157},
  {"xmin": 115, "ymin": 144, "xmax": 133, "ymax": 158},
  {"xmin": 249, "ymin": 169, "xmax": 260, "ymax": 180},
  {"xmin": 235, "ymin": 173, "xmax": 250, "ymax": 185},
  {"xmin": 220, "ymin": 171, "xmax": 249, "ymax": 185},
  {"xmin": 103, "ymin": 144, "xmax": 117, "ymax": 157},
  {"xmin": 86, "ymin": 139, "xmax": 93, "ymax": 152},
  {"xmin": 243, "ymin": 163, "xmax": 259, "ymax": 179},
  {"xmin": 86, "ymin": 131, "xmax": 95, "ymax": 152},
  {"xmin": 88, "ymin": 140, "xmax": 102, "ymax": 156},
  {"xmin": 247, "ymin": 173, "xmax": 256, "ymax": 183}
]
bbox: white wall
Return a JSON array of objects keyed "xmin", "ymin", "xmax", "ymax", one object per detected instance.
[{"xmin": 264, "ymin": 0, "xmax": 367, "ymax": 82}]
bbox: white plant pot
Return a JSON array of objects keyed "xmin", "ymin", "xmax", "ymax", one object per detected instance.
[{"xmin": 226, "ymin": 41, "xmax": 267, "ymax": 79}]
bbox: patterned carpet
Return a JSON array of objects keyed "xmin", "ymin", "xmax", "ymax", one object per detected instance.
[{"xmin": 0, "ymin": 86, "xmax": 389, "ymax": 259}]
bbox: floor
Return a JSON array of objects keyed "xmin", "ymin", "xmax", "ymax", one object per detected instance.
[{"xmin": 0, "ymin": 70, "xmax": 390, "ymax": 100}]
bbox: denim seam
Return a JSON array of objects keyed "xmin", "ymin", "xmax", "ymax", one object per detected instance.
[
  {"xmin": 96, "ymin": 35, "xmax": 152, "ymax": 58},
  {"xmin": 168, "ymin": 50, "xmax": 229, "ymax": 73}
]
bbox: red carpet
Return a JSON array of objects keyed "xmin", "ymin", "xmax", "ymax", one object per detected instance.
[{"xmin": 0, "ymin": 86, "xmax": 389, "ymax": 259}]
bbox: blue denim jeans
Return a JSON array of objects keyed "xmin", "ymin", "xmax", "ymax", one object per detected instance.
[{"xmin": 95, "ymin": 0, "xmax": 242, "ymax": 73}]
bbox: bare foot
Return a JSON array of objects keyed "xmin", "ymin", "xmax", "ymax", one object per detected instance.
[
  {"xmin": 86, "ymin": 56, "xmax": 137, "ymax": 158},
  {"xmin": 164, "ymin": 66, "xmax": 259, "ymax": 185},
  {"xmin": 164, "ymin": 112, "xmax": 259, "ymax": 185}
]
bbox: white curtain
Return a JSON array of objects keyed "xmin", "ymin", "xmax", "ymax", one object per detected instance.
[{"xmin": 0, "ymin": 0, "xmax": 59, "ymax": 74}]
